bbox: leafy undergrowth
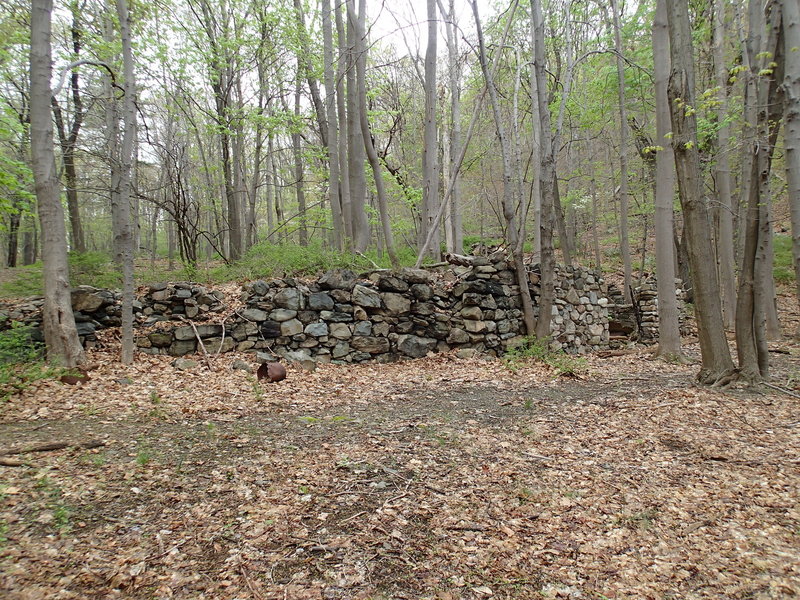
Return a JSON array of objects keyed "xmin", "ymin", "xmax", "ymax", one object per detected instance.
[{"xmin": 0, "ymin": 333, "xmax": 798, "ymax": 599}]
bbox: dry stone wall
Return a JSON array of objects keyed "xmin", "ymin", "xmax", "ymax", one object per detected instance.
[{"xmin": 0, "ymin": 254, "xmax": 615, "ymax": 363}]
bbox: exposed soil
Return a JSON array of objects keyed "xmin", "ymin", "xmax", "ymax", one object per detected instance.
[{"xmin": 0, "ymin": 329, "xmax": 798, "ymax": 600}]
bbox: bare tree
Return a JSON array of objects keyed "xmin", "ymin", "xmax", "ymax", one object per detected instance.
[
  {"xmin": 50, "ymin": 4, "xmax": 86, "ymax": 253},
  {"xmin": 531, "ymin": 0, "xmax": 556, "ymax": 340},
  {"xmin": 350, "ymin": 2, "xmax": 400, "ymax": 268},
  {"xmin": 712, "ymin": 0, "xmax": 737, "ymax": 328},
  {"xmin": 112, "ymin": 0, "xmax": 137, "ymax": 364},
  {"xmin": 666, "ymin": 0, "xmax": 735, "ymax": 384},
  {"xmin": 470, "ymin": 0, "xmax": 536, "ymax": 335},
  {"xmin": 783, "ymin": 0, "xmax": 800, "ymax": 321},
  {"xmin": 420, "ymin": 0, "xmax": 440, "ymax": 260},
  {"xmin": 736, "ymin": 0, "xmax": 784, "ymax": 380},
  {"xmin": 609, "ymin": 0, "xmax": 633, "ymax": 301},
  {"xmin": 652, "ymin": 0, "xmax": 682, "ymax": 360},
  {"xmin": 322, "ymin": 0, "xmax": 344, "ymax": 250},
  {"xmin": 29, "ymin": 0, "xmax": 84, "ymax": 367}
]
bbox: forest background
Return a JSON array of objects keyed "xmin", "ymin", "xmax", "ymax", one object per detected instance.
[{"xmin": 1, "ymin": 0, "xmax": 799, "ymax": 382}]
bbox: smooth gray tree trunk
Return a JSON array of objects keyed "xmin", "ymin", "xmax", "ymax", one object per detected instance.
[
  {"xmin": 652, "ymin": 0, "xmax": 683, "ymax": 360},
  {"xmin": 30, "ymin": 0, "xmax": 84, "ymax": 367},
  {"xmin": 114, "ymin": 0, "xmax": 136, "ymax": 364},
  {"xmin": 713, "ymin": 0, "xmax": 737, "ymax": 329},
  {"xmin": 784, "ymin": 0, "xmax": 800, "ymax": 321},
  {"xmin": 610, "ymin": 0, "xmax": 633, "ymax": 301},
  {"xmin": 420, "ymin": 0, "xmax": 440, "ymax": 260},
  {"xmin": 531, "ymin": 0, "xmax": 557, "ymax": 340},
  {"xmin": 666, "ymin": 0, "xmax": 735, "ymax": 384},
  {"xmin": 322, "ymin": 0, "xmax": 344, "ymax": 250}
]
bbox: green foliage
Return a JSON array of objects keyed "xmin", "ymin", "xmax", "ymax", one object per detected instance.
[
  {"xmin": 0, "ymin": 252, "xmax": 121, "ymax": 298},
  {"xmin": 773, "ymin": 234, "xmax": 795, "ymax": 285},
  {"xmin": 0, "ymin": 324, "xmax": 57, "ymax": 401},
  {"xmin": 504, "ymin": 336, "xmax": 587, "ymax": 376},
  {"xmin": 214, "ymin": 241, "xmax": 418, "ymax": 281}
]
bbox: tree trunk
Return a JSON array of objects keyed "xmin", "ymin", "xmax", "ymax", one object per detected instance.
[
  {"xmin": 666, "ymin": 0, "xmax": 735, "ymax": 384},
  {"xmin": 610, "ymin": 0, "xmax": 633, "ymax": 301},
  {"xmin": 652, "ymin": 0, "xmax": 683, "ymax": 359},
  {"xmin": 471, "ymin": 0, "xmax": 534, "ymax": 336},
  {"xmin": 335, "ymin": 4, "xmax": 352, "ymax": 245},
  {"xmin": 114, "ymin": 0, "xmax": 136, "ymax": 365},
  {"xmin": 322, "ymin": 0, "xmax": 344, "ymax": 250},
  {"xmin": 351, "ymin": 5, "xmax": 399, "ymax": 268},
  {"xmin": 29, "ymin": 0, "xmax": 84, "ymax": 367},
  {"xmin": 51, "ymin": 8, "xmax": 86, "ymax": 254},
  {"xmin": 439, "ymin": 0, "xmax": 463, "ymax": 255},
  {"xmin": 713, "ymin": 0, "xmax": 737, "ymax": 329},
  {"xmin": 294, "ymin": 0, "xmax": 328, "ymax": 148},
  {"xmin": 531, "ymin": 0, "xmax": 557, "ymax": 340},
  {"xmin": 293, "ymin": 79, "xmax": 308, "ymax": 246},
  {"xmin": 784, "ymin": 0, "xmax": 800, "ymax": 321},
  {"xmin": 736, "ymin": 0, "xmax": 784, "ymax": 380},
  {"xmin": 346, "ymin": 0, "xmax": 369, "ymax": 251},
  {"xmin": 420, "ymin": 0, "xmax": 440, "ymax": 260}
]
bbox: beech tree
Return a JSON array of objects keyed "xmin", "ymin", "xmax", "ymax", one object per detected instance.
[
  {"xmin": 784, "ymin": 0, "xmax": 800, "ymax": 318},
  {"xmin": 652, "ymin": 0, "xmax": 682, "ymax": 360},
  {"xmin": 666, "ymin": 0, "xmax": 734, "ymax": 384},
  {"xmin": 29, "ymin": 0, "xmax": 84, "ymax": 367}
]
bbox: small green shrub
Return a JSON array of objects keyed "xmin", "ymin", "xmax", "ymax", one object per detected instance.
[{"xmin": 503, "ymin": 336, "xmax": 587, "ymax": 376}]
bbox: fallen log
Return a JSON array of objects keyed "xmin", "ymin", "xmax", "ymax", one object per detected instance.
[{"xmin": 2, "ymin": 439, "xmax": 105, "ymax": 456}]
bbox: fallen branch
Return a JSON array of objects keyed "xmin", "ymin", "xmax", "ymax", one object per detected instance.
[
  {"xmin": 0, "ymin": 457, "xmax": 24, "ymax": 466},
  {"xmin": 179, "ymin": 316, "xmax": 213, "ymax": 371},
  {"xmin": 761, "ymin": 381, "xmax": 800, "ymax": 400},
  {"xmin": 2, "ymin": 440, "xmax": 105, "ymax": 456}
]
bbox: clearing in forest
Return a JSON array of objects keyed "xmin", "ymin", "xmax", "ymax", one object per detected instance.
[{"xmin": 0, "ymin": 340, "xmax": 798, "ymax": 599}]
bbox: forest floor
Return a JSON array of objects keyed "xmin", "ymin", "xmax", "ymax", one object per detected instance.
[{"xmin": 0, "ymin": 300, "xmax": 799, "ymax": 599}]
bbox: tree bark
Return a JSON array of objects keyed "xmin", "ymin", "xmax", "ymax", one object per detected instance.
[
  {"xmin": 322, "ymin": 0, "xmax": 344, "ymax": 250},
  {"xmin": 784, "ymin": 0, "xmax": 800, "ymax": 319},
  {"xmin": 420, "ymin": 0, "xmax": 441, "ymax": 260},
  {"xmin": 652, "ymin": 0, "xmax": 683, "ymax": 360},
  {"xmin": 351, "ymin": 5, "xmax": 399, "ymax": 268},
  {"xmin": 610, "ymin": 0, "xmax": 633, "ymax": 301},
  {"xmin": 51, "ymin": 7, "xmax": 86, "ymax": 254},
  {"xmin": 293, "ymin": 79, "xmax": 308, "ymax": 246},
  {"xmin": 712, "ymin": 0, "xmax": 737, "ymax": 329},
  {"xmin": 29, "ymin": 0, "xmax": 84, "ymax": 367},
  {"xmin": 736, "ymin": 0, "xmax": 783, "ymax": 380},
  {"xmin": 346, "ymin": 0, "xmax": 369, "ymax": 252},
  {"xmin": 666, "ymin": 0, "xmax": 735, "ymax": 384},
  {"xmin": 531, "ymin": 0, "xmax": 557, "ymax": 340},
  {"xmin": 114, "ymin": 0, "xmax": 136, "ymax": 365}
]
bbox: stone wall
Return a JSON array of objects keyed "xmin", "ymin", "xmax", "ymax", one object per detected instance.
[{"xmin": 0, "ymin": 254, "xmax": 614, "ymax": 363}]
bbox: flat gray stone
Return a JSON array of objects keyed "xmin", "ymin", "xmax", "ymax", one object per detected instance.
[
  {"xmin": 382, "ymin": 292, "xmax": 411, "ymax": 315},
  {"xmin": 274, "ymin": 287, "xmax": 303, "ymax": 310},
  {"xmin": 352, "ymin": 284, "xmax": 382, "ymax": 308},
  {"xmin": 172, "ymin": 358, "xmax": 198, "ymax": 370},
  {"xmin": 308, "ymin": 292, "xmax": 335, "ymax": 311},
  {"xmin": 241, "ymin": 307, "xmax": 268, "ymax": 321},
  {"xmin": 280, "ymin": 318, "xmax": 303, "ymax": 336},
  {"xmin": 350, "ymin": 336, "xmax": 390, "ymax": 354},
  {"xmin": 304, "ymin": 322, "xmax": 329, "ymax": 337},
  {"xmin": 397, "ymin": 334, "xmax": 437, "ymax": 358},
  {"xmin": 269, "ymin": 308, "xmax": 297, "ymax": 322}
]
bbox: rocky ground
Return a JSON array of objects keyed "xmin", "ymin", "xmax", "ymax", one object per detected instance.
[{"xmin": 0, "ymin": 325, "xmax": 798, "ymax": 599}]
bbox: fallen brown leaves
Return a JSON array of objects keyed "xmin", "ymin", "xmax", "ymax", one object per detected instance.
[{"xmin": 0, "ymin": 337, "xmax": 798, "ymax": 600}]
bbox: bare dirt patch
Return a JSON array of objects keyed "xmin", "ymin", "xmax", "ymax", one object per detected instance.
[{"xmin": 0, "ymin": 340, "xmax": 798, "ymax": 599}]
